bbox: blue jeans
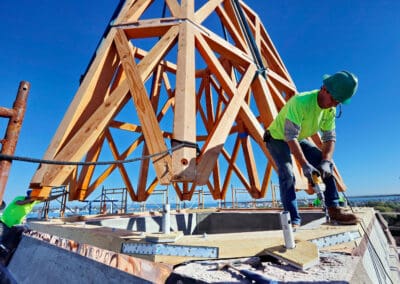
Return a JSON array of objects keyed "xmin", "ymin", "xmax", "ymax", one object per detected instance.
[{"xmin": 265, "ymin": 136, "xmax": 339, "ymax": 225}]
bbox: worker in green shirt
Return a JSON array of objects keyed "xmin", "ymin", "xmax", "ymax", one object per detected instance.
[
  {"xmin": 0, "ymin": 191, "xmax": 63, "ymax": 266},
  {"xmin": 264, "ymin": 71, "xmax": 360, "ymax": 227},
  {"xmin": 0, "ymin": 190, "xmax": 38, "ymax": 240}
]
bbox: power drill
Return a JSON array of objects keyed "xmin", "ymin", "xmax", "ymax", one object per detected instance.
[{"xmin": 311, "ymin": 173, "xmax": 330, "ymax": 223}]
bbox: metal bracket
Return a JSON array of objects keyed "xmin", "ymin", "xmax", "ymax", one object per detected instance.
[
  {"xmin": 310, "ymin": 230, "xmax": 361, "ymax": 248},
  {"xmin": 122, "ymin": 243, "xmax": 219, "ymax": 258}
]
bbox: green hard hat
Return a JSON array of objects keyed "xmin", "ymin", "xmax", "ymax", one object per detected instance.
[{"xmin": 323, "ymin": 71, "xmax": 358, "ymax": 104}]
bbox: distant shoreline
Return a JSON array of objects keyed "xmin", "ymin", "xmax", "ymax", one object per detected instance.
[{"xmin": 347, "ymin": 194, "xmax": 400, "ymax": 199}]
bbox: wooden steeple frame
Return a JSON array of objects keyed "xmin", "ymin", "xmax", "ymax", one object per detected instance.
[{"xmin": 29, "ymin": 0, "xmax": 346, "ymax": 201}]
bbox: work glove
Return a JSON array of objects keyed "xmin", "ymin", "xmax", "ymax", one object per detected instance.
[
  {"xmin": 318, "ymin": 160, "xmax": 334, "ymax": 179},
  {"xmin": 302, "ymin": 163, "xmax": 320, "ymax": 184}
]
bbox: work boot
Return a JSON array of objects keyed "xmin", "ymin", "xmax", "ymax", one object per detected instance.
[{"xmin": 328, "ymin": 207, "xmax": 360, "ymax": 225}]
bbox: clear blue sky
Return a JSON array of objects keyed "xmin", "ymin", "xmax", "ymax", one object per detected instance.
[{"xmin": 0, "ymin": 0, "xmax": 399, "ymax": 203}]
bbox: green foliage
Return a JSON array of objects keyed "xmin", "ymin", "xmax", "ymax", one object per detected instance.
[
  {"xmin": 364, "ymin": 201, "xmax": 400, "ymax": 226},
  {"xmin": 364, "ymin": 201, "xmax": 400, "ymax": 212}
]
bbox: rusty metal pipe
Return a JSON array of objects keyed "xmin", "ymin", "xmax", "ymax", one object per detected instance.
[
  {"xmin": 0, "ymin": 107, "xmax": 15, "ymax": 118},
  {"xmin": 0, "ymin": 81, "xmax": 31, "ymax": 204}
]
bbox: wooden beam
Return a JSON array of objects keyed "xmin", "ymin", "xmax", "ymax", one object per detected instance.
[
  {"xmin": 194, "ymin": 0, "xmax": 223, "ymax": 24},
  {"xmin": 201, "ymin": 27, "xmax": 253, "ymax": 68},
  {"xmin": 240, "ymin": 127, "xmax": 260, "ymax": 191},
  {"xmin": 130, "ymin": 24, "xmax": 179, "ymax": 81},
  {"xmin": 172, "ymin": 22, "xmax": 196, "ymax": 181},
  {"xmin": 73, "ymin": 134, "xmax": 105, "ymax": 200},
  {"xmin": 195, "ymin": 31, "xmax": 256, "ymax": 184},
  {"xmin": 215, "ymin": 5, "xmax": 248, "ymax": 52},
  {"xmin": 180, "ymin": 0, "xmax": 194, "ymax": 18},
  {"xmin": 124, "ymin": 21, "xmax": 176, "ymax": 39},
  {"xmin": 260, "ymin": 162, "xmax": 273, "ymax": 198},
  {"xmin": 251, "ymin": 75, "xmax": 279, "ymax": 127},
  {"xmin": 221, "ymin": 136, "xmax": 241, "ymax": 197},
  {"xmin": 121, "ymin": 0, "xmax": 154, "ymax": 23},
  {"xmin": 104, "ymin": 129, "xmax": 136, "ymax": 199},
  {"xmin": 165, "ymin": 0, "xmax": 181, "ymax": 17},
  {"xmin": 114, "ymin": 29, "xmax": 172, "ymax": 184},
  {"xmin": 221, "ymin": 147, "xmax": 251, "ymax": 194}
]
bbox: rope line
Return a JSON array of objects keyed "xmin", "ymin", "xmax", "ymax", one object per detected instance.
[{"xmin": 0, "ymin": 142, "xmax": 197, "ymax": 166}]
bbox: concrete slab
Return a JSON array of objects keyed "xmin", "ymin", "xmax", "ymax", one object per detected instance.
[
  {"xmin": 7, "ymin": 236, "xmax": 152, "ymax": 283},
  {"xmin": 26, "ymin": 207, "xmax": 399, "ymax": 283}
]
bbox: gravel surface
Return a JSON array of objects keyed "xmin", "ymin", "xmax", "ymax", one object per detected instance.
[{"xmin": 172, "ymin": 252, "xmax": 359, "ymax": 283}]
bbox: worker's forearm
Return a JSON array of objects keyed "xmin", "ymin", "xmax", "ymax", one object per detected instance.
[
  {"xmin": 321, "ymin": 140, "xmax": 335, "ymax": 161},
  {"xmin": 287, "ymin": 139, "xmax": 308, "ymax": 166},
  {"xmin": 15, "ymin": 199, "xmax": 35, "ymax": 205}
]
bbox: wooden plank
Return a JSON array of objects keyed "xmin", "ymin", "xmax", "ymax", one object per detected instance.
[
  {"xmin": 114, "ymin": 29, "xmax": 172, "ymax": 184},
  {"xmin": 194, "ymin": 0, "xmax": 223, "ymax": 24},
  {"xmin": 195, "ymin": 31, "xmax": 256, "ymax": 184},
  {"xmin": 136, "ymin": 65, "xmax": 164, "ymax": 200},
  {"xmin": 260, "ymin": 26, "xmax": 289, "ymax": 76},
  {"xmin": 104, "ymin": 129, "xmax": 136, "ymax": 199},
  {"xmin": 221, "ymin": 137, "xmax": 241, "ymax": 197},
  {"xmin": 215, "ymin": 5, "xmax": 248, "ymax": 52},
  {"xmin": 240, "ymin": 128, "xmax": 261, "ymax": 191},
  {"xmin": 136, "ymin": 46, "xmax": 178, "ymax": 74},
  {"xmin": 211, "ymin": 160, "xmax": 222, "ymax": 199},
  {"xmin": 109, "ymin": 120, "xmax": 142, "ymax": 132},
  {"xmin": 221, "ymin": 147, "xmax": 251, "ymax": 195},
  {"xmin": 30, "ymin": 186, "xmax": 52, "ymax": 199},
  {"xmin": 172, "ymin": 183, "xmax": 183, "ymax": 200},
  {"xmin": 235, "ymin": 102, "xmax": 279, "ymax": 183},
  {"xmin": 204, "ymin": 75, "xmax": 216, "ymax": 126},
  {"xmin": 165, "ymin": 0, "xmax": 181, "ymax": 17},
  {"xmin": 201, "ymin": 28, "xmax": 253, "ymax": 68},
  {"xmin": 267, "ymin": 69, "xmax": 297, "ymax": 94},
  {"xmin": 222, "ymin": 0, "xmax": 247, "ymax": 49},
  {"xmin": 85, "ymin": 136, "xmax": 145, "ymax": 201},
  {"xmin": 267, "ymin": 77, "xmax": 288, "ymax": 111},
  {"xmin": 172, "ymin": 22, "xmax": 196, "ymax": 181},
  {"xmin": 180, "ymin": 0, "xmax": 194, "ymax": 18},
  {"xmin": 260, "ymin": 162, "xmax": 273, "ymax": 198},
  {"xmin": 121, "ymin": 0, "xmax": 154, "ymax": 23},
  {"xmin": 74, "ymin": 134, "xmax": 105, "ymax": 200},
  {"xmin": 137, "ymin": 145, "xmax": 151, "ymax": 201},
  {"xmin": 251, "ymin": 75, "xmax": 279, "ymax": 126},
  {"xmin": 124, "ymin": 20, "xmax": 175, "ymax": 39},
  {"xmin": 131, "ymin": 25, "xmax": 179, "ymax": 80},
  {"xmin": 264, "ymin": 241, "xmax": 319, "ymax": 270}
]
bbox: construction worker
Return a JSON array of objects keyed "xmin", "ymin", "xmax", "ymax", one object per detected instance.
[
  {"xmin": 0, "ymin": 190, "xmax": 38, "ymax": 241},
  {"xmin": 264, "ymin": 71, "xmax": 360, "ymax": 227}
]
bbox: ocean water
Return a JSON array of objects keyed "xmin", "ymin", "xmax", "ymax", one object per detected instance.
[{"xmin": 346, "ymin": 194, "xmax": 400, "ymax": 206}]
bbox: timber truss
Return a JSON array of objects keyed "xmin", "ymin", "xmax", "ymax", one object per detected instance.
[{"xmin": 29, "ymin": 0, "xmax": 345, "ymax": 202}]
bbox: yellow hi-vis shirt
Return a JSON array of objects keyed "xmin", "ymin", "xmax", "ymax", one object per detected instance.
[
  {"xmin": 268, "ymin": 90, "xmax": 336, "ymax": 140},
  {"xmin": 0, "ymin": 196, "xmax": 37, "ymax": 228}
]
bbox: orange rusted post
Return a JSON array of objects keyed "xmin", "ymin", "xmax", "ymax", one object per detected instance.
[{"xmin": 0, "ymin": 81, "xmax": 30, "ymax": 204}]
